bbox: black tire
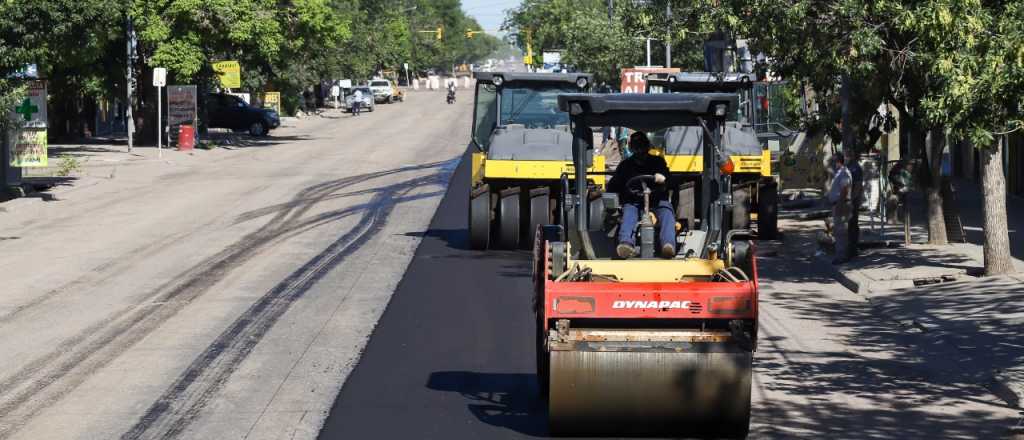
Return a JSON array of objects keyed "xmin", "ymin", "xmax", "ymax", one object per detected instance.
[
  {"xmin": 758, "ymin": 180, "xmax": 779, "ymax": 240},
  {"xmin": 588, "ymin": 196, "xmax": 605, "ymax": 231},
  {"xmin": 469, "ymin": 188, "xmax": 491, "ymax": 250},
  {"xmin": 526, "ymin": 189, "xmax": 551, "ymax": 249},
  {"xmin": 248, "ymin": 121, "xmax": 268, "ymax": 137},
  {"xmin": 498, "ymin": 189, "xmax": 521, "ymax": 249},
  {"xmin": 732, "ymin": 187, "xmax": 751, "ymax": 230}
]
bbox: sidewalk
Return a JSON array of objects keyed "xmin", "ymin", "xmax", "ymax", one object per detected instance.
[
  {"xmin": 780, "ymin": 184, "xmax": 1024, "ymax": 410},
  {"xmin": 3, "ymin": 109, "xmax": 339, "ymax": 205}
]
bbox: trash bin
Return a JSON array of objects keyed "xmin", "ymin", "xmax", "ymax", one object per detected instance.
[{"xmin": 178, "ymin": 124, "xmax": 195, "ymax": 151}]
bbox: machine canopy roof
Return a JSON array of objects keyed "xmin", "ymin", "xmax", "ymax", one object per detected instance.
[
  {"xmin": 557, "ymin": 93, "xmax": 739, "ymax": 132},
  {"xmin": 473, "ymin": 72, "xmax": 592, "ymax": 85}
]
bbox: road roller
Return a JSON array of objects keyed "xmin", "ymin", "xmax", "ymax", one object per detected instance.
[
  {"xmin": 532, "ymin": 92, "xmax": 758, "ymax": 438},
  {"xmin": 645, "ymin": 72, "xmax": 781, "ymax": 239},
  {"xmin": 468, "ymin": 72, "xmax": 606, "ymax": 250}
]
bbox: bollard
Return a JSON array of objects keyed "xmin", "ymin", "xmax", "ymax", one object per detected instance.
[{"xmin": 412, "ymin": 79, "xmax": 419, "ymax": 90}]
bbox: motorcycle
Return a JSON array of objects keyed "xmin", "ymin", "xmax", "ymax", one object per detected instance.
[{"xmin": 446, "ymin": 89, "xmax": 456, "ymax": 104}]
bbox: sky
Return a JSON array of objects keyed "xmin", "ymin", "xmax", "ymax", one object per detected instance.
[{"xmin": 461, "ymin": 0, "xmax": 523, "ymax": 35}]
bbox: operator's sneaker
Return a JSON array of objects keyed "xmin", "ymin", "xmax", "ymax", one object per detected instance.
[
  {"xmin": 616, "ymin": 243, "xmax": 636, "ymax": 259},
  {"xmin": 661, "ymin": 244, "xmax": 676, "ymax": 259}
]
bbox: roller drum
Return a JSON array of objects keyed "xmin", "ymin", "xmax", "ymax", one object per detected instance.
[{"xmin": 548, "ymin": 350, "xmax": 751, "ymax": 437}]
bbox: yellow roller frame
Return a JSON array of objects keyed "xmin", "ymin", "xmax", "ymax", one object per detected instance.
[
  {"xmin": 652, "ymin": 148, "xmax": 771, "ymax": 176},
  {"xmin": 562, "ymin": 242, "xmax": 726, "ymax": 282},
  {"xmin": 471, "ymin": 152, "xmax": 607, "ymax": 187}
]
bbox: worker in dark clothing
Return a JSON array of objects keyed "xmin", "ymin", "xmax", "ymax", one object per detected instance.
[{"xmin": 608, "ymin": 131, "xmax": 676, "ymax": 259}]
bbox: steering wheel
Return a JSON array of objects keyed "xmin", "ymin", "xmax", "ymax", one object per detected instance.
[{"xmin": 625, "ymin": 174, "xmax": 656, "ymax": 197}]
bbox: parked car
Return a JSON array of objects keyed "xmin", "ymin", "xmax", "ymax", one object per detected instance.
[
  {"xmin": 345, "ymin": 86, "xmax": 375, "ymax": 113},
  {"xmin": 368, "ymin": 79, "xmax": 396, "ymax": 103},
  {"xmin": 206, "ymin": 93, "xmax": 279, "ymax": 136}
]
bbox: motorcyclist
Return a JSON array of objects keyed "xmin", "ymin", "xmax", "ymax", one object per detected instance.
[{"xmin": 607, "ymin": 131, "xmax": 676, "ymax": 259}]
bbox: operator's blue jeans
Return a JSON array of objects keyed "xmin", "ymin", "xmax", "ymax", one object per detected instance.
[{"xmin": 618, "ymin": 200, "xmax": 676, "ymax": 247}]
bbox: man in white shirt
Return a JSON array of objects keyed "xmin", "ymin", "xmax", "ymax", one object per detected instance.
[{"xmin": 828, "ymin": 152, "xmax": 852, "ymax": 264}]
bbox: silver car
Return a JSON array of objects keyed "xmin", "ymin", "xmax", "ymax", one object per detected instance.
[{"xmin": 345, "ymin": 87, "xmax": 375, "ymax": 113}]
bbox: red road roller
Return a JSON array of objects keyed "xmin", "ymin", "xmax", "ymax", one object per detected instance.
[{"xmin": 532, "ymin": 92, "xmax": 758, "ymax": 438}]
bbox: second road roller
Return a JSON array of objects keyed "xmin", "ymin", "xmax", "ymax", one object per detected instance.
[
  {"xmin": 468, "ymin": 72, "xmax": 606, "ymax": 250},
  {"xmin": 532, "ymin": 92, "xmax": 758, "ymax": 438}
]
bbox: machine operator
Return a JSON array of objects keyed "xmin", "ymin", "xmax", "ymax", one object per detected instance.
[{"xmin": 608, "ymin": 131, "xmax": 677, "ymax": 259}]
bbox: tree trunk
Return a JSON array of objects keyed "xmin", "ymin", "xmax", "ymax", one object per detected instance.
[
  {"xmin": 924, "ymin": 128, "xmax": 947, "ymax": 245},
  {"xmin": 840, "ymin": 76, "xmax": 854, "ymax": 157},
  {"xmin": 980, "ymin": 140, "xmax": 1014, "ymax": 275}
]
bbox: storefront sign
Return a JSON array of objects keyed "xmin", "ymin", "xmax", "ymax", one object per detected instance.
[
  {"xmin": 9, "ymin": 81, "xmax": 47, "ymax": 167},
  {"xmin": 212, "ymin": 60, "xmax": 241, "ymax": 89},
  {"xmin": 167, "ymin": 85, "xmax": 197, "ymax": 127},
  {"xmin": 619, "ymin": 67, "xmax": 680, "ymax": 94},
  {"xmin": 262, "ymin": 92, "xmax": 281, "ymax": 114}
]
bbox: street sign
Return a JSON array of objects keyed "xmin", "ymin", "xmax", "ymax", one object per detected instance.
[
  {"xmin": 153, "ymin": 67, "xmax": 167, "ymax": 87},
  {"xmin": 9, "ymin": 80, "xmax": 47, "ymax": 167},
  {"xmin": 340, "ymin": 79, "xmax": 352, "ymax": 88},
  {"xmin": 212, "ymin": 60, "xmax": 241, "ymax": 89},
  {"xmin": 403, "ymin": 63, "xmax": 409, "ymax": 70},
  {"xmin": 542, "ymin": 51, "xmax": 561, "ymax": 64}
]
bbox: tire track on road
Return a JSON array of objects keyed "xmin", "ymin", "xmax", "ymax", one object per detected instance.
[
  {"xmin": 121, "ymin": 170, "xmax": 450, "ymax": 440},
  {"xmin": 0, "ymin": 162, "xmax": 449, "ymax": 440}
]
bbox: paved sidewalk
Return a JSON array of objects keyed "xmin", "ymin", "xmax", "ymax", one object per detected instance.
[
  {"xmin": 3, "ymin": 109, "xmax": 342, "ymax": 206},
  {"xmin": 779, "ymin": 185, "xmax": 1024, "ymax": 411}
]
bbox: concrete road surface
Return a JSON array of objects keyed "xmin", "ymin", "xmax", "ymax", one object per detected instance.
[
  {"xmin": 317, "ymin": 150, "xmax": 1022, "ymax": 438},
  {"xmin": 0, "ymin": 90, "xmax": 470, "ymax": 439}
]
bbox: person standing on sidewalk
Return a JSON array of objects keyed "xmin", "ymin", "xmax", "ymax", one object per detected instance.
[
  {"xmin": 847, "ymin": 151, "xmax": 864, "ymax": 259},
  {"xmin": 828, "ymin": 152, "xmax": 853, "ymax": 264}
]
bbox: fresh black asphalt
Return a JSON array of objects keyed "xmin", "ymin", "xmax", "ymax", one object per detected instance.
[{"xmin": 317, "ymin": 147, "xmax": 556, "ymax": 438}]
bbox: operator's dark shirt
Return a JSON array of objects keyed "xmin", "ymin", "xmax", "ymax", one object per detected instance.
[{"xmin": 607, "ymin": 154, "xmax": 671, "ymax": 205}]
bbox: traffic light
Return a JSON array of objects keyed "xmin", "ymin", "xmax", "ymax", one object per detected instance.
[
  {"xmin": 466, "ymin": 30, "xmax": 474, "ymax": 39},
  {"xmin": 436, "ymin": 26, "xmax": 443, "ymax": 41}
]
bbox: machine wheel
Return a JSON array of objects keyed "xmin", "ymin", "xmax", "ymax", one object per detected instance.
[
  {"xmin": 758, "ymin": 180, "xmax": 779, "ymax": 240},
  {"xmin": 469, "ymin": 187, "xmax": 491, "ymax": 250},
  {"xmin": 588, "ymin": 196, "xmax": 605, "ymax": 231},
  {"xmin": 498, "ymin": 189, "xmax": 521, "ymax": 249},
  {"xmin": 732, "ymin": 187, "xmax": 751, "ymax": 231},
  {"xmin": 548, "ymin": 350, "xmax": 752, "ymax": 437},
  {"xmin": 526, "ymin": 188, "xmax": 551, "ymax": 248},
  {"xmin": 677, "ymin": 182, "xmax": 696, "ymax": 231}
]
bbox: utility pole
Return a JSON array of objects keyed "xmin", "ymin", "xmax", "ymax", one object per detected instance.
[
  {"xmin": 646, "ymin": 38, "xmax": 652, "ymax": 67},
  {"xmin": 665, "ymin": 2, "xmax": 672, "ymax": 67},
  {"xmin": 126, "ymin": 14, "xmax": 135, "ymax": 153}
]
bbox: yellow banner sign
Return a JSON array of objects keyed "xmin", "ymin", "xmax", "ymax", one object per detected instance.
[
  {"xmin": 212, "ymin": 61, "xmax": 241, "ymax": 89},
  {"xmin": 262, "ymin": 92, "xmax": 281, "ymax": 114}
]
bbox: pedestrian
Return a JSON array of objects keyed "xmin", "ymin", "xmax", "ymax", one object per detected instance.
[
  {"xmin": 846, "ymin": 151, "xmax": 864, "ymax": 259},
  {"xmin": 352, "ymin": 88, "xmax": 363, "ymax": 116},
  {"xmin": 888, "ymin": 160, "xmax": 914, "ymax": 223},
  {"xmin": 827, "ymin": 152, "xmax": 852, "ymax": 264},
  {"xmin": 607, "ymin": 131, "xmax": 676, "ymax": 259}
]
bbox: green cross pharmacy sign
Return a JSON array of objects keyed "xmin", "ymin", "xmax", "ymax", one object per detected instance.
[
  {"xmin": 8, "ymin": 81, "xmax": 48, "ymax": 167},
  {"xmin": 15, "ymin": 98, "xmax": 39, "ymax": 121}
]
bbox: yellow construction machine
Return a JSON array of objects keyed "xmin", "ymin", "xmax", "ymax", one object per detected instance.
[{"xmin": 469, "ymin": 72, "xmax": 605, "ymax": 249}]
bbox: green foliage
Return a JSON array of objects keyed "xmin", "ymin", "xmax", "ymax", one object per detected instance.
[{"xmin": 56, "ymin": 154, "xmax": 82, "ymax": 177}]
